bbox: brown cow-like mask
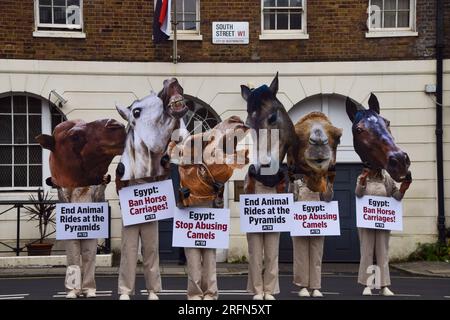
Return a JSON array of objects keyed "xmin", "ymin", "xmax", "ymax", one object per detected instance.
[{"xmin": 36, "ymin": 119, "xmax": 126, "ymax": 188}]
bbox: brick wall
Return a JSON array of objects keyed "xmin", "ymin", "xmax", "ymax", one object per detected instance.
[{"xmin": 0, "ymin": 0, "xmax": 445, "ymax": 62}]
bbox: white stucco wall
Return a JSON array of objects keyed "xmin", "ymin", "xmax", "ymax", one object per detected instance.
[{"xmin": 0, "ymin": 59, "xmax": 448, "ymax": 260}]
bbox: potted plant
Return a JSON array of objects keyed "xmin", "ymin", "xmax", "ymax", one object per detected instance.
[{"xmin": 23, "ymin": 189, "xmax": 56, "ymax": 256}]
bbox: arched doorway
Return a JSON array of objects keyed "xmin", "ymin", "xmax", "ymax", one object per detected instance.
[
  {"xmin": 158, "ymin": 95, "xmax": 221, "ymax": 263},
  {"xmin": 280, "ymin": 94, "xmax": 362, "ymax": 262},
  {"xmin": 0, "ymin": 93, "xmax": 66, "ymax": 191}
]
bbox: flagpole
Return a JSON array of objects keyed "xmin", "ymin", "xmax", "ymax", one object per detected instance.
[{"xmin": 173, "ymin": 0, "xmax": 178, "ymax": 64}]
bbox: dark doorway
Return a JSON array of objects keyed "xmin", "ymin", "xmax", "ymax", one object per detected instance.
[{"xmin": 279, "ymin": 163, "xmax": 363, "ymax": 263}]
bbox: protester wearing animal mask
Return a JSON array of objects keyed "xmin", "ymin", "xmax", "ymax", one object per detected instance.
[
  {"xmin": 290, "ymin": 176, "xmax": 333, "ymax": 298},
  {"xmin": 168, "ymin": 116, "xmax": 249, "ymax": 300},
  {"xmin": 116, "ymin": 82, "xmax": 188, "ymax": 301},
  {"xmin": 356, "ymin": 168, "xmax": 411, "ymax": 296},
  {"xmin": 36, "ymin": 118, "xmax": 126, "ymax": 299}
]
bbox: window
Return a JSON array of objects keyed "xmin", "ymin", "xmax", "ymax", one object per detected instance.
[
  {"xmin": 34, "ymin": 0, "xmax": 85, "ymax": 38},
  {"xmin": 171, "ymin": 0, "xmax": 202, "ymax": 40},
  {"xmin": 260, "ymin": 0, "xmax": 308, "ymax": 40},
  {"xmin": 0, "ymin": 94, "xmax": 65, "ymax": 189},
  {"xmin": 366, "ymin": 0, "xmax": 417, "ymax": 37}
]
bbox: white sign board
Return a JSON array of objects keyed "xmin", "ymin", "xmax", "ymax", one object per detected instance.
[
  {"xmin": 290, "ymin": 201, "xmax": 340, "ymax": 236},
  {"xmin": 212, "ymin": 22, "xmax": 249, "ymax": 44},
  {"xmin": 172, "ymin": 207, "xmax": 230, "ymax": 249},
  {"xmin": 239, "ymin": 193, "xmax": 293, "ymax": 233},
  {"xmin": 356, "ymin": 196, "xmax": 403, "ymax": 231},
  {"xmin": 118, "ymin": 180, "xmax": 176, "ymax": 226},
  {"xmin": 56, "ymin": 202, "xmax": 109, "ymax": 240}
]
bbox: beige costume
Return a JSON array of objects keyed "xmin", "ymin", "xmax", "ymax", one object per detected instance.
[
  {"xmin": 290, "ymin": 178, "xmax": 333, "ymax": 290},
  {"xmin": 246, "ymin": 181, "xmax": 281, "ymax": 296},
  {"xmin": 355, "ymin": 171, "xmax": 404, "ymax": 287},
  {"xmin": 58, "ymin": 184, "xmax": 107, "ymax": 296},
  {"xmin": 118, "ymin": 221, "xmax": 161, "ymax": 295},
  {"xmin": 185, "ymin": 248, "xmax": 218, "ymax": 300}
]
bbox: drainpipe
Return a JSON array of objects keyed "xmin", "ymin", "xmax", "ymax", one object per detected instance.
[{"xmin": 436, "ymin": 0, "xmax": 446, "ymax": 244}]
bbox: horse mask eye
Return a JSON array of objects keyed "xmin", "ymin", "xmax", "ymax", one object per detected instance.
[
  {"xmin": 268, "ymin": 112, "xmax": 277, "ymax": 125},
  {"xmin": 133, "ymin": 108, "xmax": 141, "ymax": 119}
]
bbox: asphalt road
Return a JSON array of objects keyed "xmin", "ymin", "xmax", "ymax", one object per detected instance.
[{"xmin": 0, "ymin": 273, "xmax": 449, "ymax": 300}]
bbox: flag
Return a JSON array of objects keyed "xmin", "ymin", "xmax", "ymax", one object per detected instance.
[{"xmin": 153, "ymin": 0, "xmax": 172, "ymax": 44}]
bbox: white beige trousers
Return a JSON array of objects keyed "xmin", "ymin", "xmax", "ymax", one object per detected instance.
[
  {"xmin": 184, "ymin": 248, "xmax": 218, "ymax": 300},
  {"xmin": 358, "ymin": 228, "xmax": 391, "ymax": 287},
  {"xmin": 118, "ymin": 222, "xmax": 161, "ymax": 295},
  {"xmin": 246, "ymin": 232, "xmax": 280, "ymax": 295},
  {"xmin": 65, "ymin": 239, "xmax": 97, "ymax": 294},
  {"xmin": 292, "ymin": 236, "xmax": 324, "ymax": 290}
]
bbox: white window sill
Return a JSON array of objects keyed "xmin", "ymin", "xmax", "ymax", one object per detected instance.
[
  {"xmin": 259, "ymin": 33, "xmax": 309, "ymax": 40},
  {"xmin": 33, "ymin": 30, "xmax": 86, "ymax": 39},
  {"xmin": 169, "ymin": 34, "xmax": 203, "ymax": 41},
  {"xmin": 365, "ymin": 30, "xmax": 418, "ymax": 38}
]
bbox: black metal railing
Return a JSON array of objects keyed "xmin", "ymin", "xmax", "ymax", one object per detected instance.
[{"xmin": 0, "ymin": 200, "xmax": 111, "ymax": 256}]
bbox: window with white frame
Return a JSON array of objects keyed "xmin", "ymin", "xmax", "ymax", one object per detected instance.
[
  {"xmin": 172, "ymin": 0, "xmax": 200, "ymax": 35},
  {"xmin": 0, "ymin": 94, "xmax": 65, "ymax": 189},
  {"xmin": 367, "ymin": 0, "xmax": 417, "ymax": 36},
  {"xmin": 35, "ymin": 0, "xmax": 83, "ymax": 31},
  {"xmin": 260, "ymin": 0, "xmax": 307, "ymax": 39}
]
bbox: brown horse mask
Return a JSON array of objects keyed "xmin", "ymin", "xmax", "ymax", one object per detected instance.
[
  {"xmin": 168, "ymin": 116, "xmax": 250, "ymax": 207},
  {"xmin": 36, "ymin": 119, "xmax": 126, "ymax": 188},
  {"xmin": 346, "ymin": 94, "xmax": 411, "ymax": 182},
  {"xmin": 289, "ymin": 112, "xmax": 342, "ymax": 193},
  {"xmin": 241, "ymin": 73, "xmax": 298, "ymax": 190}
]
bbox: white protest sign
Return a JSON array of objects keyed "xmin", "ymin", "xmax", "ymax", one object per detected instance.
[
  {"xmin": 172, "ymin": 207, "xmax": 230, "ymax": 249},
  {"xmin": 239, "ymin": 193, "xmax": 293, "ymax": 233},
  {"xmin": 290, "ymin": 201, "xmax": 340, "ymax": 236},
  {"xmin": 212, "ymin": 22, "xmax": 249, "ymax": 44},
  {"xmin": 356, "ymin": 195, "xmax": 403, "ymax": 231},
  {"xmin": 118, "ymin": 180, "xmax": 176, "ymax": 226},
  {"xmin": 56, "ymin": 202, "xmax": 109, "ymax": 240}
]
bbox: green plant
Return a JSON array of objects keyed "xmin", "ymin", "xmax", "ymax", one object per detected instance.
[
  {"xmin": 408, "ymin": 242, "xmax": 450, "ymax": 262},
  {"xmin": 229, "ymin": 255, "xmax": 248, "ymax": 264},
  {"xmin": 23, "ymin": 189, "xmax": 56, "ymax": 244}
]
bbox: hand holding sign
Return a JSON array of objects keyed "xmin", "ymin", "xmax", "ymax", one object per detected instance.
[
  {"xmin": 118, "ymin": 180, "xmax": 176, "ymax": 226},
  {"xmin": 172, "ymin": 207, "xmax": 230, "ymax": 249},
  {"xmin": 356, "ymin": 195, "xmax": 403, "ymax": 231},
  {"xmin": 291, "ymin": 201, "xmax": 340, "ymax": 236},
  {"xmin": 240, "ymin": 193, "xmax": 293, "ymax": 233}
]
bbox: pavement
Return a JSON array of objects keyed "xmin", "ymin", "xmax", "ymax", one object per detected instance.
[{"xmin": 0, "ymin": 261, "xmax": 448, "ymax": 278}]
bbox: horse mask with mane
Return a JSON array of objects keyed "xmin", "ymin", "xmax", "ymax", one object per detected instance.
[
  {"xmin": 346, "ymin": 93, "xmax": 411, "ymax": 182},
  {"xmin": 241, "ymin": 73, "xmax": 298, "ymax": 190}
]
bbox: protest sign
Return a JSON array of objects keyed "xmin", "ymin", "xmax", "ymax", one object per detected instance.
[
  {"xmin": 239, "ymin": 193, "xmax": 293, "ymax": 233},
  {"xmin": 290, "ymin": 201, "xmax": 340, "ymax": 236},
  {"xmin": 172, "ymin": 207, "xmax": 230, "ymax": 249},
  {"xmin": 118, "ymin": 179, "xmax": 176, "ymax": 226},
  {"xmin": 56, "ymin": 202, "xmax": 108, "ymax": 240},
  {"xmin": 356, "ymin": 195, "xmax": 403, "ymax": 231}
]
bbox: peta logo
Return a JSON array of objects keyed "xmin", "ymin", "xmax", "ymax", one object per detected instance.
[
  {"xmin": 195, "ymin": 240, "xmax": 206, "ymax": 246},
  {"xmin": 262, "ymin": 225, "xmax": 273, "ymax": 231},
  {"xmin": 310, "ymin": 229, "xmax": 320, "ymax": 235},
  {"xmin": 77, "ymin": 232, "xmax": 88, "ymax": 238},
  {"xmin": 145, "ymin": 214, "xmax": 156, "ymax": 221},
  {"xmin": 375, "ymin": 223, "xmax": 385, "ymax": 228}
]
